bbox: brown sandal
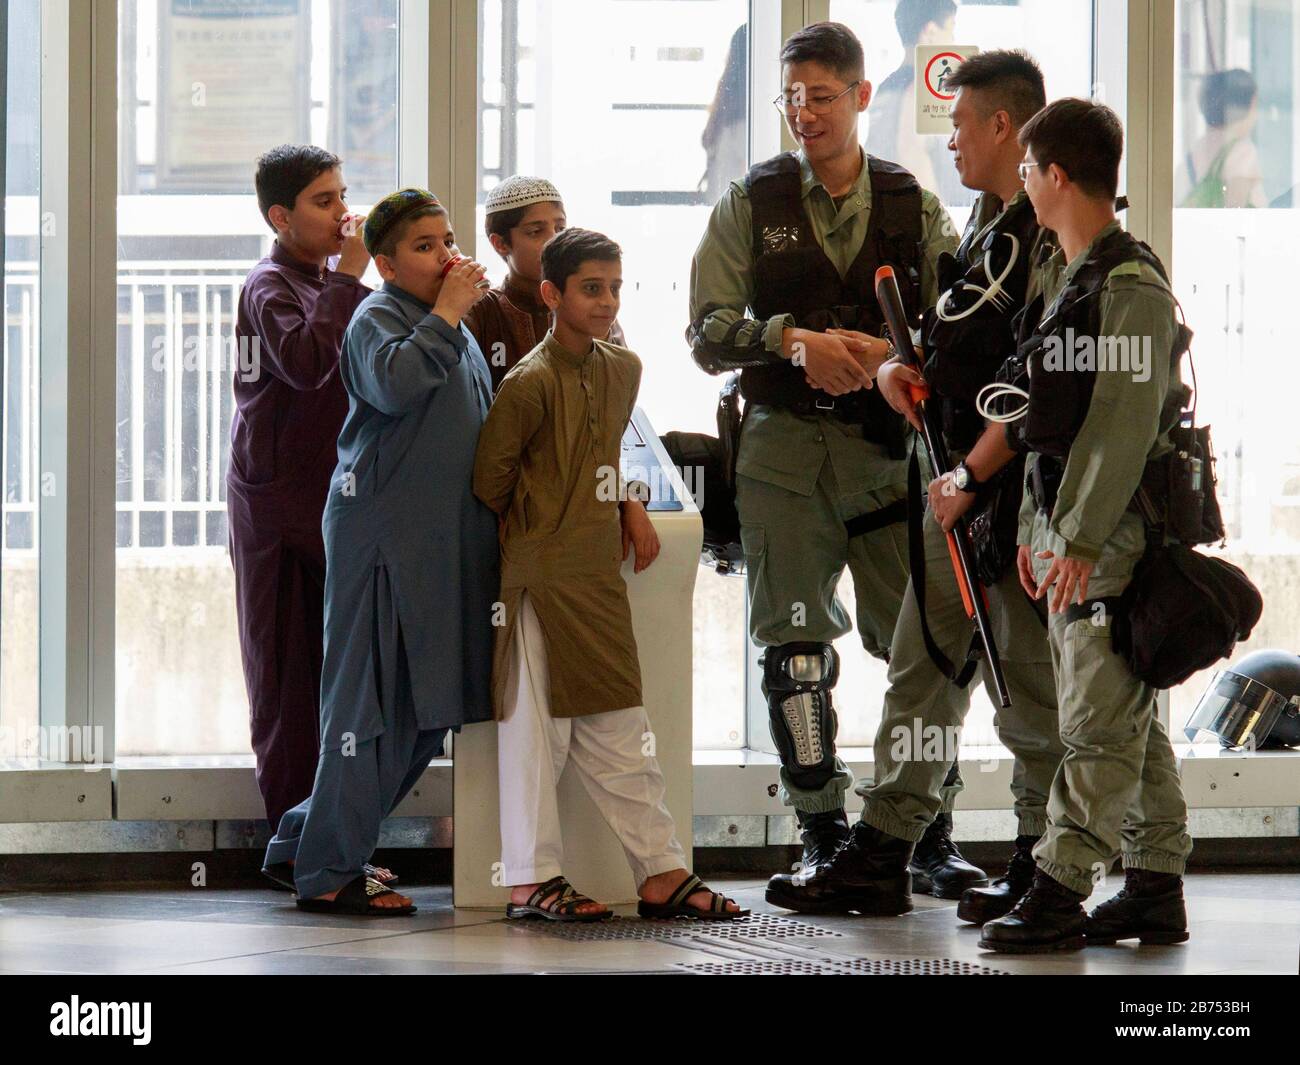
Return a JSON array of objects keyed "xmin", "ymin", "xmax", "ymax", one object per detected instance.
[
  {"xmin": 638, "ymin": 873, "xmax": 750, "ymax": 920},
  {"xmin": 505, "ymin": 875, "xmax": 611, "ymax": 922}
]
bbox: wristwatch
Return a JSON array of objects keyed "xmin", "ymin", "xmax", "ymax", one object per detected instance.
[{"xmin": 951, "ymin": 462, "xmax": 984, "ymax": 493}]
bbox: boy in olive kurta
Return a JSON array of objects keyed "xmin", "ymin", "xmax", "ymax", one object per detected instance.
[{"xmin": 473, "ymin": 229, "xmax": 746, "ymax": 921}]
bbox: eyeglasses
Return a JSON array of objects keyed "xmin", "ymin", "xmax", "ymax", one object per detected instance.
[
  {"xmin": 1018, "ymin": 160, "xmax": 1048, "ymax": 182},
  {"xmin": 773, "ymin": 81, "xmax": 861, "ymax": 116}
]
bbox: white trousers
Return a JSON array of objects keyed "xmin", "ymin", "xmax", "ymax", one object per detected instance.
[{"xmin": 497, "ymin": 591, "xmax": 686, "ymax": 887}]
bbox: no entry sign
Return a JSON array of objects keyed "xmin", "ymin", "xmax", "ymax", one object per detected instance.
[{"xmin": 915, "ymin": 44, "xmax": 980, "ymax": 134}]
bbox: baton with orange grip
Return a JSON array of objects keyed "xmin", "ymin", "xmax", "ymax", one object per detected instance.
[
  {"xmin": 899, "ymin": 373, "xmax": 979, "ymax": 618},
  {"xmin": 897, "ymin": 353, "xmax": 981, "ymax": 614},
  {"xmin": 874, "ymin": 265, "xmax": 1011, "ymax": 709}
]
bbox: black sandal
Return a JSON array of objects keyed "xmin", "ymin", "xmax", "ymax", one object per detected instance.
[
  {"xmin": 637, "ymin": 873, "xmax": 750, "ymax": 921},
  {"xmin": 262, "ymin": 862, "xmax": 295, "ymax": 892},
  {"xmin": 295, "ymin": 875, "xmax": 416, "ymax": 916},
  {"xmin": 263, "ymin": 860, "xmax": 397, "ymax": 893},
  {"xmin": 505, "ymin": 876, "xmax": 612, "ymax": 922}
]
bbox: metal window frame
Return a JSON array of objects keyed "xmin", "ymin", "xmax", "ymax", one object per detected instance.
[
  {"xmin": 0, "ymin": 0, "xmax": 7, "ymax": 703},
  {"xmin": 1117, "ymin": 0, "xmax": 1175, "ymax": 266},
  {"xmin": 1100, "ymin": 0, "xmax": 1176, "ymax": 729},
  {"xmin": 399, "ymin": 0, "xmax": 478, "ymax": 257},
  {"xmin": 37, "ymin": 0, "xmax": 117, "ymax": 762},
  {"xmin": 9, "ymin": 741, "xmax": 1300, "ymax": 830}
]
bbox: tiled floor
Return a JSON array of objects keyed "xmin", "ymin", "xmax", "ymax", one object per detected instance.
[{"xmin": 0, "ymin": 872, "xmax": 1296, "ymax": 975}]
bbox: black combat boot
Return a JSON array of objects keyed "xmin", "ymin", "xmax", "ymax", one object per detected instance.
[
  {"xmin": 1085, "ymin": 869, "xmax": 1189, "ymax": 945},
  {"xmin": 978, "ymin": 869, "xmax": 1088, "ymax": 953},
  {"xmin": 795, "ymin": 808, "xmax": 850, "ymax": 875},
  {"xmin": 957, "ymin": 834, "xmax": 1039, "ymax": 925},
  {"xmin": 766, "ymin": 821, "xmax": 914, "ymax": 916},
  {"xmin": 909, "ymin": 811, "xmax": 989, "ymax": 899}
]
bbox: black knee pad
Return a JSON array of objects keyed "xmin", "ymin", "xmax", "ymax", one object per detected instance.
[{"xmin": 761, "ymin": 642, "xmax": 840, "ymax": 791}]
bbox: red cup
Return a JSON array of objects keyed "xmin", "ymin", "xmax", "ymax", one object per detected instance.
[{"xmin": 442, "ymin": 254, "xmax": 492, "ymax": 289}]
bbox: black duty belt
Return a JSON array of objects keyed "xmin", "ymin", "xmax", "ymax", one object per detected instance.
[
  {"xmin": 778, "ymin": 392, "xmax": 874, "ymax": 422},
  {"xmin": 845, "ymin": 498, "xmax": 907, "ymax": 538}
]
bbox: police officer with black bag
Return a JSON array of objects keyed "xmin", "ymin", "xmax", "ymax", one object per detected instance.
[{"xmin": 977, "ymin": 98, "xmax": 1196, "ymax": 953}]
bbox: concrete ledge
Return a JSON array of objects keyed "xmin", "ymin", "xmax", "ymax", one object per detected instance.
[
  {"xmin": 2, "ymin": 834, "xmax": 1297, "ymax": 893},
  {"xmin": 0, "ymin": 763, "xmax": 113, "ymax": 822},
  {"xmin": 4, "ymin": 748, "xmax": 1298, "ymax": 827},
  {"xmin": 110, "ymin": 757, "xmax": 452, "ymax": 822}
]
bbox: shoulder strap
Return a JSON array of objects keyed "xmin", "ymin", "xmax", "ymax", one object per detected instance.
[
  {"xmin": 1041, "ymin": 228, "xmax": 1170, "ymax": 336},
  {"xmin": 864, "ymin": 154, "xmax": 924, "ymax": 318},
  {"xmin": 866, "ymin": 153, "xmax": 923, "ymax": 231},
  {"xmin": 745, "ymin": 152, "xmax": 810, "ymax": 261},
  {"xmin": 866, "ymin": 153, "xmax": 921, "ymax": 189},
  {"xmin": 1085, "ymin": 227, "xmax": 1170, "ymax": 287},
  {"xmin": 1000, "ymin": 194, "xmax": 1039, "ymax": 237},
  {"xmin": 1062, "ymin": 596, "xmax": 1125, "ymax": 627},
  {"xmin": 744, "ymin": 150, "xmax": 801, "ymax": 192},
  {"xmin": 1202, "ymin": 140, "xmax": 1237, "ymax": 184}
]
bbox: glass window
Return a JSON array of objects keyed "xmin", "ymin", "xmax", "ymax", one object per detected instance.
[
  {"xmin": 1170, "ymin": 0, "xmax": 1298, "ymax": 741},
  {"xmin": 114, "ymin": 0, "xmax": 398, "ymax": 755},
  {"xmin": 2, "ymin": 0, "xmax": 40, "ymax": 750},
  {"xmin": 478, "ymin": 0, "xmax": 755, "ymax": 748}
]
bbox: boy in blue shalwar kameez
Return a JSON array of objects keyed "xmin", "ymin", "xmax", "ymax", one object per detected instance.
[{"xmin": 263, "ymin": 188, "xmax": 498, "ymax": 915}]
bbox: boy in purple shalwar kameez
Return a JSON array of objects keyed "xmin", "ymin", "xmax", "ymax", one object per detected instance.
[{"xmin": 228, "ymin": 146, "xmax": 375, "ymax": 839}]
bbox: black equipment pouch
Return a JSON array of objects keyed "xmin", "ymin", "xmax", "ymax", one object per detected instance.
[
  {"xmin": 966, "ymin": 454, "xmax": 1026, "ymax": 585},
  {"xmin": 658, "ymin": 374, "xmax": 746, "ymax": 574},
  {"xmin": 1066, "ymin": 542, "xmax": 1263, "ymax": 690},
  {"xmin": 1130, "ymin": 321, "xmax": 1227, "ymax": 547},
  {"xmin": 1027, "ymin": 454, "xmax": 1064, "ymax": 516},
  {"xmin": 717, "ymin": 372, "xmax": 742, "ymax": 487},
  {"xmin": 1166, "ymin": 421, "xmax": 1226, "ymax": 545}
]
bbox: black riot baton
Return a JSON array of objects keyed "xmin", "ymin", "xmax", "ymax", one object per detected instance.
[{"xmin": 874, "ymin": 265, "xmax": 1012, "ymax": 709}]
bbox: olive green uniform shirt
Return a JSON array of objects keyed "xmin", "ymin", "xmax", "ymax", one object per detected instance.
[{"xmin": 1017, "ymin": 220, "xmax": 1182, "ymax": 561}]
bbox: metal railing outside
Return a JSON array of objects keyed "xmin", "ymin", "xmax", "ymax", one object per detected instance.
[{"xmin": 4, "ymin": 260, "xmax": 254, "ymax": 556}]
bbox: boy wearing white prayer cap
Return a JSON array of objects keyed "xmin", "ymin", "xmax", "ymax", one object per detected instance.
[{"xmin": 466, "ymin": 175, "xmax": 625, "ymax": 390}]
